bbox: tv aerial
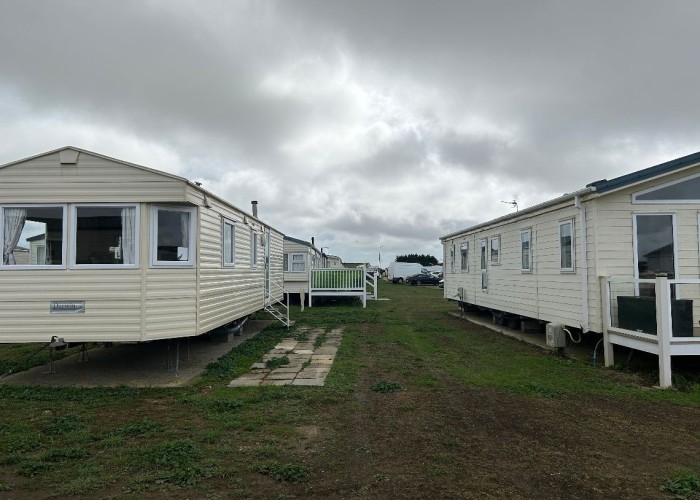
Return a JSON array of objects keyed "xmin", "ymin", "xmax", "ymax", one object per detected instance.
[{"xmin": 501, "ymin": 200, "xmax": 518, "ymax": 211}]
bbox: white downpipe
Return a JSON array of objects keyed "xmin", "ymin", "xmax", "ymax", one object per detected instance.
[{"xmin": 575, "ymin": 195, "xmax": 590, "ymax": 332}]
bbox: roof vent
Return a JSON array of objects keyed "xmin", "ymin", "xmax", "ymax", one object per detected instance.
[{"xmin": 59, "ymin": 149, "xmax": 79, "ymax": 165}]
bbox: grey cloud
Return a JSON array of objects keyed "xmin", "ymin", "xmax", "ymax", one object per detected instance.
[{"xmin": 2, "ymin": 1, "xmax": 700, "ymax": 264}]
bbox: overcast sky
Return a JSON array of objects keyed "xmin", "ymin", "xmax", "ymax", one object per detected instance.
[{"xmin": 2, "ymin": 1, "xmax": 699, "ymax": 266}]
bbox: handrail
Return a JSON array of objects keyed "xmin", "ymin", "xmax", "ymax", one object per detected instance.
[
  {"xmin": 602, "ymin": 275, "xmax": 700, "ymax": 388},
  {"xmin": 264, "ymin": 276, "xmax": 290, "ymax": 328}
]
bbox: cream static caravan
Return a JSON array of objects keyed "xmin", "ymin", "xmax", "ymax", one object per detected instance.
[
  {"xmin": 441, "ymin": 151, "xmax": 700, "ymax": 337},
  {"xmin": 282, "ymin": 236, "xmax": 325, "ymax": 303},
  {"xmin": 0, "ymin": 146, "xmax": 284, "ymax": 343}
]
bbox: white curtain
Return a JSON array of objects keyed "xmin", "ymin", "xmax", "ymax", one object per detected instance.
[
  {"xmin": 180, "ymin": 212, "xmax": 189, "ymax": 247},
  {"xmin": 3, "ymin": 208, "xmax": 26, "ymax": 265},
  {"xmin": 121, "ymin": 207, "xmax": 136, "ymax": 265}
]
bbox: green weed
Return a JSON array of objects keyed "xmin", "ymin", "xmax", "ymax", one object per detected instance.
[
  {"xmin": 254, "ymin": 461, "xmax": 310, "ymax": 483},
  {"xmin": 661, "ymin": 470, "xmax": 700, "ymax": 498},
  {"xmin": 40, "ymin": 446, "xmax": 88, "ymax": 462},
  {"xmin": 370, "ymin": 380, "xmax": 403, "ymax": 393},
  {"xmin": 265, "ymin": 356, "xmax": 290, "ymax": 370},
  {"xmin": 116, "ymin": 418, "xmax": 164, "ymax": 437}
]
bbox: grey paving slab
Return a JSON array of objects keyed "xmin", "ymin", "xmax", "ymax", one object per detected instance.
[
  {"xmin": 266, "ymin": 373, "xmax": 296, "ymax": 381},
  {"xmin": 291, "ymin": 379, "xmax": 324, "ymax": 386},
  {"xmin": 315, "ymin": 347, "xmax": 337, "ymax": 355},
  {"xmin": 296, "ymin": 369, "xmax": 330, "ymax": 379},
  {"xmin": 311, "ymin": 355, "xmax": 334, "ymax": 361},
  {"xmin": 270, "ymin": 367, "xmax": 301, "ymax": 374},
  {"xmin": 228, "ymin": 328, "xmax": 343, "ymax": 388},
  {"xmin": 261, "ymin": 379, "xmax": 293, "ymax": 386},
  {"xmin": 228, "ymin": 378, "xmax": 262, "ymax": 387}
]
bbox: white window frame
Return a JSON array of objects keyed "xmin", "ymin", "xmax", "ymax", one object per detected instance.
[
  {"xmin": 632, "ymin": 212, "xmax": 678, "ymax": 296},
  {"xmin": 450, "ymin": 244, "xmax": 456, "ymax": 273},
  {"xmin": 559, "ymin": 219, "xmax": 575, "ymax": 272},
  {"xmin": 632, "ymin": 172, "xmax": 700, "ymax": 204},
  {"xmin": 150, "ymin": 205, "xmax": 196, "ymax": 268},
  {"xmin": 0, "ymin": 204, "xmax": 68, "ymax": 270},
  {"xmin": 71, "ymin": 203, "xmax": 140, "ymax": 269},
  {"xmin": 460, "ymin": 242, "xmax": 469, "ymax": 272},
  {"xmin": 489, "ymin": 235, "xmax": 501, "ymax": 265},
  {"xmin": 251, "ymin": 228, "xmax": 258, "ymax": 268},
  {"xmin": 520, "ymin": 228, "xmax": 532, "ymax": 273},
  {"xmin": 284, "ymin": 252, "xmax": 306, "ymax": 272},
  {"xmin": 480, "ymin": 238, "xmax": 488, "ymax": 290},
  {"xmin": 222, "ymin": 217, "xmax": 236, "ymax": 268}
]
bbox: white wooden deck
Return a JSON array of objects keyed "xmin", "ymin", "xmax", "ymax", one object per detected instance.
[
  {"xmin": 308, "ymin": 268, "xmax": 378, "ymax": 308},
  {"xmin": 601, "ymin": 276, "xmax": 700, "ymax": 388}
]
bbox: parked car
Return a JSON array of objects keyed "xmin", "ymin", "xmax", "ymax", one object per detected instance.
[
  {"xmin": 407, "ymin": 272, "xmax": 441, "ymax": 286},
  {"xmin": 438, "ymin": 279, "xmax": 444, "ymax": 288}
]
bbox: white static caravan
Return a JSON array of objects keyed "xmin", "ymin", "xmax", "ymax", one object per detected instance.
[
  {"xmin": 441, "ymin": 151, "xmax": 700, "ymax": 342},
  {"xmin": 283, "ymin": 236, "xmax": 324, "ymax": 303},
  {"xmin": 0, "ymin": 146, "xmax": 285, "ymax": 344}
]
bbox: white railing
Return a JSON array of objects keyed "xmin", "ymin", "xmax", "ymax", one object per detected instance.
[
  {"xmin": 264, "ymin": 277, "xmax": 290, "ymax": 328},
  {"xmin": 601, "ymin": 276, "xmax": 700, "ymax": 388},
  {"xmin": 308, "ymin": 267, "xmax": 377, "ymax": 308},
  {"xmin": 366, "ymin": 271, "xmax": 378, "ymax": 301}
]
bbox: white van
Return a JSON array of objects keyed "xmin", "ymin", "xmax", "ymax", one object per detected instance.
[{"xmin": 387, "ymin": 262, "xmax": 427, "ymax": 284}]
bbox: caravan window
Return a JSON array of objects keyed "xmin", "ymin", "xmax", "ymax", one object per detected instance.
[
  {"xmin": 480, "ymin": 238, "xmax": 488, "ymax": 289},
  {"xmin": 559, "ymin": 220, "xmax": 575, "ymax": 272},
  {"xmin": 1, "ymin": 205, "xmax": 66, "ymax": 268},
  {"xmin": 251, "ymin": 229, "xmax": 258, "ymax": 268},
  {"xmin": 284, "ymin": 252, "xmax": 306, "ymax": 272},
  {"xmin": 460, "ymin": 243, "xmax": 469, "ymax": 272},
  {"xmin": 151, "ymin": 206, "xmax": 196, "ymax": 267},
  {"xmin": 73, "ymin": 205, "xmax": 139, "ymax": 267},
  {"xmin": 634, "ymin": 213, "xmax": 676, "ymax": 296},
  {"xmin": 489, "ymin": 236, "xmax": 500, "ymax": 264},
  {"xmin": 222, "ymin": 218, "xmax": 236, "ymax": 267},
  {"xmin": 521, "ymin": 229, "xmax": 532, "ymax": 272}
]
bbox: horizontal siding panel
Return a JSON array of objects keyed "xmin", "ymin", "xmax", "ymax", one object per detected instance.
[{"xmin": 144, "ymin": 298, "xmax": 197, "ymax": 340}]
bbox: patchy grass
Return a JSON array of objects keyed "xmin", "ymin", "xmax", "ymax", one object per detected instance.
[
  {"xmin": 265, "ymin": 356, "xmax": 290, "ymax": 370},
  {"xmin": 0, "ymin": 283, "xmax": 699, "ymax": 497}
]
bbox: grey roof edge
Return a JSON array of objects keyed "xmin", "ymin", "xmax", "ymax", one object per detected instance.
[
  {"xmin": 440, "ymin": 186, "xmax": 595, "ymax": 241},
  {"xmin": 0, "ymin": 146, "xmax": 284, "ymax": 235},
  {"xmin": 589, "ymin": 150, "xmax": 700, "ymax": 194},
  {"xmin": 441, "ymin": 150, "xmax": 700, "ymax": 241},
  {"xmin": 284, "ymin": 235, "xmax": 321, "ymax": 253}
]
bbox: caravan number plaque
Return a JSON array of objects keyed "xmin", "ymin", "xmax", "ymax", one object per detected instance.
[{"xmin": 50, "ymin": 301, "xmax": 85, "ymax": 314}]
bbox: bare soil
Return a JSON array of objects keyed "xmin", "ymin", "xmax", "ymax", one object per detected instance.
[{"xmin": 253, "ymin": 332, "xmax": 700, "ymax": 499}]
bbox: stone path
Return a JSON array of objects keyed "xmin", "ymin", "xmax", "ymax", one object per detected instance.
[{"xmin": 228, "ymin": 327, "xmax": 342, "ymax": 387}]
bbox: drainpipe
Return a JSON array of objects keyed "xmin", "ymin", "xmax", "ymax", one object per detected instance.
[{"xmin": 575, "ymin": 195, "xmax": 590, "ymax": 332}]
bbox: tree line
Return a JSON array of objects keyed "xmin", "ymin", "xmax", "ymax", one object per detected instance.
[{"xmin": 396, "ymin": 254, "xmax": 439, "ymax": 266}]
